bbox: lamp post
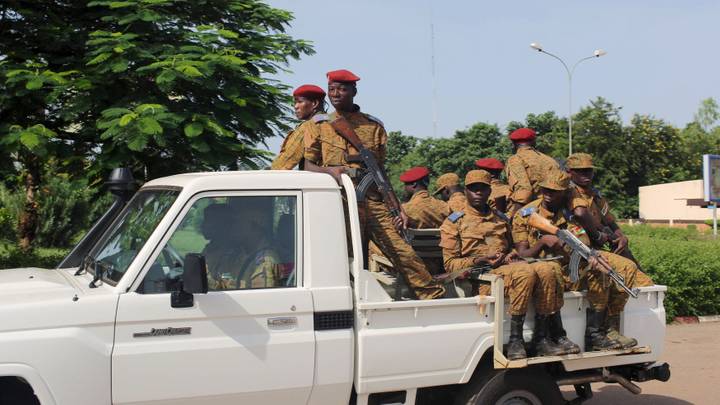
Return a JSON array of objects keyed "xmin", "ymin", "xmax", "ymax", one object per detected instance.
[{"xmin": 529, "ymin": 43, "xmax": 606, "ymax": 156}]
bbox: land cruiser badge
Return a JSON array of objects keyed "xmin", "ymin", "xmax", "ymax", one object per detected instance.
[{"xmin": 133, "ymin": 327, "xmax": 191, "ymax": 338}]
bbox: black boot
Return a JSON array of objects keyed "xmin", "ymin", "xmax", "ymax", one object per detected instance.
[
  {"xmin": 585, "ymin": 308, "xmax": 621, "ymax": 351},
  {"xmin": 605, "ymin": 314, "xmax": 638, "ymax": 349},
  {"xmin": 533, "ymin": 314, "xmax": 565, "ymax": 357},
  {"xmin": 507, "ymin": 315, "xmax": 527, "ymax": 360},
  {"xmin": 548, "ymin": 312, "xmax": 581, "ymax": 355}
]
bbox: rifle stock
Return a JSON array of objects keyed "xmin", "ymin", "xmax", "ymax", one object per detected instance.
[{"xmin": 527, "ymin": 212, "xmax": 560, "ymax": 235}]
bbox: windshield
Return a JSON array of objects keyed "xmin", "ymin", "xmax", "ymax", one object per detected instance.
[{"xmin": 87, "ymin": 189, "xmax": 179, "ymax": 284}]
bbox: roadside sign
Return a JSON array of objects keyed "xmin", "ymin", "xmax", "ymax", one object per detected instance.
[{"xmin": 703, "ymin": 154, "xmax": 720, "ymax": 203}]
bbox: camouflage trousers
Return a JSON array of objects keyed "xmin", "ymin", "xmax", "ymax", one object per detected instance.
[
  {"xmin": 365, "ymin": 199, "xmax": 445, "ymax": 299},
  {"xmin": 478, "ymin": 261, "xmax": 562, "ymax": 316},
  {"xmin": 568, "ymin": 251, "xmax": 654, "ymax": 315}
]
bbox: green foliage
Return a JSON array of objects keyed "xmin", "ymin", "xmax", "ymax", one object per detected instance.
[
  {"xmin": 386, "ymin": 123, "xmax": 510, "ymax": 195},
  {"xmin": 0, "ymin": 244, "xmax": 68, "ymax": 269},
  {"xmin": 623, "ymin": 225, "xmax": 720, "ymax": 320},
  {"xmin": 0, "ymin": 0, "xmax": 312, "ymax": 248},
  {"xmin": 0, "ymin": 174, "xmax": 113, "ymax": 248}
]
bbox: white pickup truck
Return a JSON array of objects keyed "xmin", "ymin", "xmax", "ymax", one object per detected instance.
[{"xmin": 0, "ymin": 171, "xmax": 670, "ymax": 405}]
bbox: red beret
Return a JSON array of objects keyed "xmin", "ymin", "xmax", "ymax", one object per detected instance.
[
  {"xmin": 475, "ymin": 158, "xmax": 505, "ymax": 170},
  {"xmin": 326, "ymin": 69, "xmax": 360, "ymax": 83},
  {"xmin": 293, "ymin": 84, "xmax": 326, "ymax": 98},
  {"xmin": 509, "ymin": 127, "xmax": 536, "ymax": 142},
  {"xmin": 399, "ymin": 166, "xmax": 430, "ymax": 183}
]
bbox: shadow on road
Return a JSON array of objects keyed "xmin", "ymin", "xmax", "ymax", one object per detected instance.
[{"xmin": 563, "ymin": 385, "xmax": 695, "ymax": 405}]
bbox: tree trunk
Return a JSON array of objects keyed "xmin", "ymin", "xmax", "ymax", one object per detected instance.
[{"xmin": 18, "ymin": 159, "xmax": 40, "ymax": 253}]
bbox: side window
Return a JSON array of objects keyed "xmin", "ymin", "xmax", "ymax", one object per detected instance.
[{"xmin": 139, "ymin": 195, "xmax": 297, "ymax": 294}]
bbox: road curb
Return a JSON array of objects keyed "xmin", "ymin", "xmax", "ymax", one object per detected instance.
[{"xmin": 672, "ymin": 315, "xmax": 720, "ymax": 324}]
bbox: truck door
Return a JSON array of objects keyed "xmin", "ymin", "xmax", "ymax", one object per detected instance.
[{"xmin": 112, "ymin": 192, "xmax": 314, "ymax": 405}]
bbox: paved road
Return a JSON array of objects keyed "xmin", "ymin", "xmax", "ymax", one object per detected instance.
[{"xmin": 561, "ymin": 322, "xmax": 720, "ymax": 405}]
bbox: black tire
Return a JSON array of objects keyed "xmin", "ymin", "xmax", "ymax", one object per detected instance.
[
  {"xmin": 457, "ymin": 367, "xmax": 563, "ymax": 405},
  {"xmin": 0, "ymin": 378, "xmax": 40, "ymax": 405}
]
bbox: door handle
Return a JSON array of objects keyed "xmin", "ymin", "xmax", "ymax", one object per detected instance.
[{"xmin": 267, "ymin": 317, "xmax": 297, "ymax": 329}]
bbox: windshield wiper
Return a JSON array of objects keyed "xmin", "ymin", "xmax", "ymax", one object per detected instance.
[
  {"xmin": 74, "ymin": 255, "xmax": 95, "ymax": 276},
  {"xmin": 89, "ymin": 260, "xmax": 111, "ymax": 288}
]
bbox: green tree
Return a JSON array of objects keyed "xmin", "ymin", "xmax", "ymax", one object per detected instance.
[
  {"xmin": 0, "ymin": 0, "xmax": 312, "ymax": 249},
  {"xmin": 694, "ymin": 97, "xmax": 720, "ymax": 132}
]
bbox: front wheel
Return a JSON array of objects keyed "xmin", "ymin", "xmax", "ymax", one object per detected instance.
[{"xmin": 457, "ymin": 367, "xmax": 563, "ymax": 405}]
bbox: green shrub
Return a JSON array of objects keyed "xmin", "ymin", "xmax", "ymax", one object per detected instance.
[
  {"xmin": 0, "ymin": 176, "xmax": 113, "ymax": 248},
  {"xmin": 0, "ymin": 244, "xmax": 68, "ymax": 269},
  {"xmin": 629, "ymin": 232, "xmax": 720, "ymax": 320}
]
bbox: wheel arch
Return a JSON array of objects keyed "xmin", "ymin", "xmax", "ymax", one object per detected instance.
[
  {"xmin": 0, "ymin": 364, "xmax": 56, "ymax": 405},
  {"xmin": 459, "ymin": 335, "xmax": 495, "ymax": 384}
]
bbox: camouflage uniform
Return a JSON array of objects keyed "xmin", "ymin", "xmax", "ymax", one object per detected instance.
[
  {"xmin": 505, "ymin": 145, "xmax": 560, "ymax": 207},
  {"xmin": 271, "ymin": 128, "xmax": 303, "ymax": 170},
  {"xmin": 511, "ymin": 199, "xmax": 570, "ymax": 315},
  {"xmin": 304, "ymin": 106, "xmax": 444, "ymax": 299},
  {"xmin": 489, "ymin": 178, "xmax": 511, "ymax": 212},
  {"xmin": 568, "ymin": 184, "xmax": 653, "ymax": 315},
  {"xmin": 439, "ymin": 171, "xmax": 545, "ymax": 316},
  {"xmin": 204, "ymin": 242, "xmax": 247, "ymax": 290},
  {"xmin": 402, "ymin": 190, "xmax": 448, "ymax": 228},
  {"xmin": 447, "ymin": 192, "xmax": 467, "ymax": 213}
]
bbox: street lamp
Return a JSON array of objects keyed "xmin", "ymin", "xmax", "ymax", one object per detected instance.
[{"xmin": 529, "ymin": 42, "xmax": 606, "ymax": 156}]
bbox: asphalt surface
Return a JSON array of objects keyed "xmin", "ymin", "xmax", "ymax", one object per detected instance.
[{"xmin": 560, "ymin": 322, "xmax": 720, "ymax": 405}]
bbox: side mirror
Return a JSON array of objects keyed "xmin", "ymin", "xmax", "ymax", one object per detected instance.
[{"xmin": 171, "ymin": 253, "xmax": 208, "ymax": 308}]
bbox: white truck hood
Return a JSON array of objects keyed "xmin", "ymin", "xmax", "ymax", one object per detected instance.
[
  {"xmin": 0, "ymin": 267, "xmax": 80, "ymax": 304},
  {"xmin": 0, "ymin": 267, "xmax": 118, "ymax": 334}
]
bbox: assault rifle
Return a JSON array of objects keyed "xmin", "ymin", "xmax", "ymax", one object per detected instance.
[
  {"xmin": 434, "ymin": 255, "xmax": 563, "ymax": 284},
  {"xmin": 434, "ymin": 264, "xmax": 493, "ymax": 284},
  {"xmin": 330, "ymin": 117, "xmax": 410, "ymax": 242},
  {"xmin": 527, "ymin": 213, "xmax": 639, "ymax": 298}
]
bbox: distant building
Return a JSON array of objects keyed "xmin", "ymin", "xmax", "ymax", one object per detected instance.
[{"xmin": 638, "ymin": 180, "xmax": 712, "ymax": 222}]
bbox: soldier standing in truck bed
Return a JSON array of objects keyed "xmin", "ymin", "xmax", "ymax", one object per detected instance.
[
  {"xmin": 505, "ymin": 128, "xmax": 560, "ymax": 218},
  {"xmin": 475, "ymin": 158, "xmax": 511, "ymax": 214},
  {"xmin": 434, "ymin": 172, "xmax": 467, "ymax": 213},
  {"xmin": 440, "ymin": 170, "xmax": 569, "ymax": 360},
  {"xmin": 399, "ymin": 166, "xmax": 448, "ymax": 228},
  {"xmin": 303, "ymin": 69, "xmax": 444, "ymax": 300},
  {"xmin": 271, "ymin": 84, "xmax": 327, "ymax": 170}
]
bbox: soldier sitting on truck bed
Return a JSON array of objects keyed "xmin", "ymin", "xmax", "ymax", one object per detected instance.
[
  {"xmin": 399, "ymin": 166, "xmax": 449, "ymax": 228},
  {"xmin": 270, "ymin": 84, "xmax": 327, "ymax": 170},
  {"xmin": 440, "ymin": 170, "xmax": 570, "ymax": 360},
  {"xmin": 564, "ymin": 153, "xmax": 654, "ymax": 349},
  {"xmin": 511, "ymin": 171, "xmax": 584, "ymax": 356},
  {"xmin": 434, "ymin": 172, "xmax": 466, "ymax": 213}
]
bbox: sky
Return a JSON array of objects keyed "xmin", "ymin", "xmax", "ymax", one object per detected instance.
[{"xmin": 264, "ymin": 0, "xmax": 720, "ymax": 153}]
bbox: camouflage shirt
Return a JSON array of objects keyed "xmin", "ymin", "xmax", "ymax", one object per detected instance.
[
  {"xmin": 303, "ymin": 106, "xmax": 387, "ymax": 169},
  {"xmin": 402, "ymin": 190, "xmax": 448, "ymax": 228},
  {"xmin": 439, "ymin": 202, "xmax": 510, "ymax": 273},
  {"xmin": 505, "ymin": 146, "xmax": 560, "ymax": 205},
  {"xmin": 447, "ymin": 191, "xmax": 467, "ymax": 213}
]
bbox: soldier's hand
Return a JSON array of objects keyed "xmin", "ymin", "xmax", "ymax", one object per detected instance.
[
  {"xmin": 503, "ymin": 251, "xmax": 519, "ymax": 264},
  {"xmin": 487, "ymin": 253, "xmax": 506, "ymax": 268},
  {"xmin": 540, "ymin": 234, "xmax": 563, "ymax": 250},
  {"xmin": 326, "ymin": 166, "xmax": 347, "ymax": 185},
  {"xmin": 612, "ymin": 234, "xmax": 629, "ymax": 254},
  {"xmin": 392, "ymin": 211, "xmax": 409, "ymax": 232}
]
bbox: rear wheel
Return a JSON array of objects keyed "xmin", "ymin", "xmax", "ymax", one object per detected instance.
[{"xmin": 457, "ymin": 367, "xmax": 563, "ymax": 405}]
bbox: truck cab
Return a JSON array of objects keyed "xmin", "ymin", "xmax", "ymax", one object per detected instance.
[{"xmin": 0, "ymin": 171, "xmax": 669, "ymax": 405}]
